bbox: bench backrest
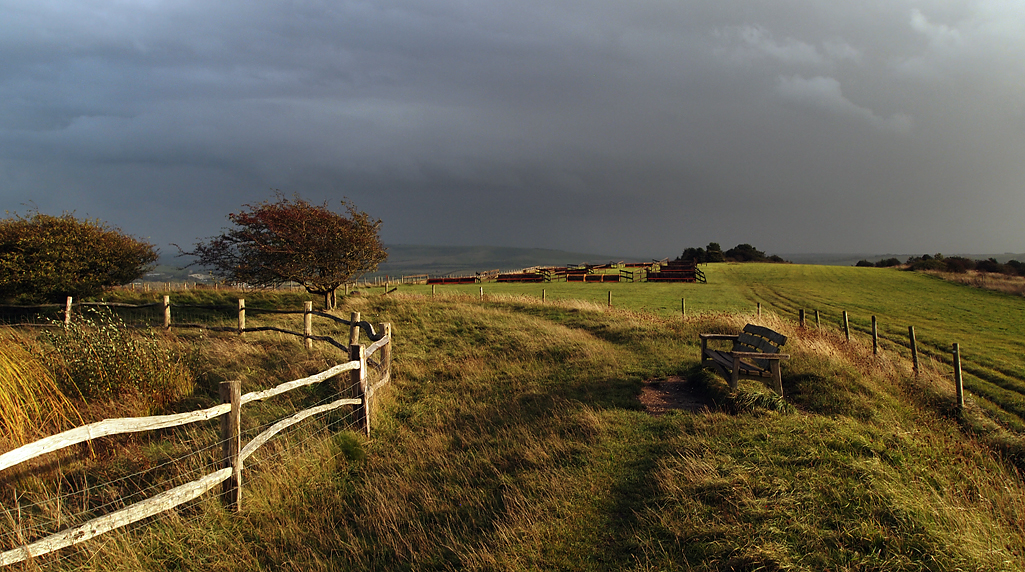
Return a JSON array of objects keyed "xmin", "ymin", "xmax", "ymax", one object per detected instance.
[{"xmin": 731, "ymin": 324, "xmax": 787, "ymax": 369}]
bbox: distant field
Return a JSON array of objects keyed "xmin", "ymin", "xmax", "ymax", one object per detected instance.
[{"xmin": 397, "ymin": 263, "xmax": 1025, "ymax": 430}]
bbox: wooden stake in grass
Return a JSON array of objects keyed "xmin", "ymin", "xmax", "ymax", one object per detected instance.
[
  {"xmin": 164, "ymin": 295, "xmax": 171, "ymax": 330},
  {"xmin": 542, "ymin": 288, "xmax": 546, "ymax": 304},
  {"xmin": 872, "ymin": 315, "xmax": 878, "ymax": 355},
  {"xmin": 352, "ymin": 344, "xmax": 369, "ymax": 437},
  {"xmin": 349, "ymin": 311, "xmax": 361, "ymax": 346},
  {"xmin": 843, "ymin": 311, "xmax": 850, "ymax": 342},
  {"xmin": 757, "ymin": 302, "xmax": 761, "ymax": 317},
  {"xmin": 303, "ymin": 301, "xmax": 313, "ymax": 350},
  {"xmin": 219, "ymin": 380, "xmax": 242, "ymax": 511},
  {"xmin": 681, "ymin": 298, "xmax": 686, "ymax": 318},
  {"xmin": 238, "ymin": 299, "xmax": 245, "ymax": 336},
  {"xmin": 909, "ymin": 326, "xmax": 919, "ymax": 375},
  {"xmin": 815, "ymin": 309, "xmax": 820, "ymax": 329},
  {"xmin": 64, "ymin": 296, "xmax": 72, "ymax": 326},
  {"xmin": 608, "ymin": 290, "xmax": 612, "ymax": 308},
  {"xmin": 799, "ymin": 309, "xmax": 806, "ymax": 328},
  {"xmin": 953, "ymin": 343, "xmax": 964, "ymax": 409},
  {"xmin": 480, "ymin": 286, "xmax": 484, "ymax": 302}
]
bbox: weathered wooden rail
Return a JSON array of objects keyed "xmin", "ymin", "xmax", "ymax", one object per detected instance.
[{"xmin": 0, "ymin": 318, "xmax": 393, "ymax": 567}]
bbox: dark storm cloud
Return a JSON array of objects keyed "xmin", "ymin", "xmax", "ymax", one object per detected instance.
[{"xmin": 2, "ymin": 0, "xmax": 1024, "ymax": 256}]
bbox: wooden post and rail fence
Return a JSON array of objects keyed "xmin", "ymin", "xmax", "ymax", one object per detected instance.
[
  {"xmin": 764, "ymin": 303, "xmax": 970, "ymax": 410},
  {"xmin": 0, "ymin": 309, "xmax": 393, "ymax": 567}
]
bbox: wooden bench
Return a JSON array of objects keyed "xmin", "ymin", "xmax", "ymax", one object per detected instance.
[{"xmin": 700, "ymin": 324, "xmax": 790, "ymax": 395}]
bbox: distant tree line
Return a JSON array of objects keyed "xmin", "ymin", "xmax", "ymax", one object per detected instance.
[
  {"xmin": 856, "ymin": 254, "xmax": 1025, "ymax": 276},
  {"xmin": 677, "ymin": 242, "xmax": 788, "ymax": 264}
]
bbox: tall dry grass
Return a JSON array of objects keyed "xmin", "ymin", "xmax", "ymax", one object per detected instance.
[
  {"xmin": 924, "ymin": 269, "xmax": 1025, "ymax": 297},
  {"xmin": 0, "ymin": 328, "xmax": 79, "ymax": 447}
]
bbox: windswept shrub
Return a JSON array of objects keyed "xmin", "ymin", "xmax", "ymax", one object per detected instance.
[
  {"xmin": 40, "ymin": 309, "xmax": 194, "ymax": 412},
  {"xmin": 0, "ymin": 211, "xmax": 157, "ymax": 303},
  {"xmin": 0, "ymin": 329, "xmax": 79, "ymax": 444},
  {"xmin": 975, "ymin": 257, "xmax": 1006, "ymax": 274},
  {"xmin": 943, "ymin": 256, "xmax": 975, "ymax": 273}
]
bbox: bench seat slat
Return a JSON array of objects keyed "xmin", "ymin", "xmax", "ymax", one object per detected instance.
[
  {"xmin": 700, "ymin": 323, "xmax": 789, "ymax": 395},
  {"xmin": 734, "ymin": 333, "xmax": 780, "ymax": 354},
  {"xmin": 704, "ymin": 350, "xmax": 773, "ymax": 378},
  {"xmin": 743, "ymin": 324, "xmax": 787, "ymax": 346}
]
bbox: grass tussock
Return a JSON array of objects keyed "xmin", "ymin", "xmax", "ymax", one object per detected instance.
[
  {"xmin": 0, "ymin": 328, "xmax": 78, "ymax": 446},
  {"xmin": 5, "ymin": 290, "xmax": 1025, "ymax": 571}
]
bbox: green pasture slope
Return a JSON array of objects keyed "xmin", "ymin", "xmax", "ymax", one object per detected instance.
[{"xmin": 400, "ymin": 263, "xmax": 1025, "ymax": 430}]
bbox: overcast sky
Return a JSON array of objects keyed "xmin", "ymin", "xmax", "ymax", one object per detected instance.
[{"xmin": 2, "ymin": 0, "xmax": 1024, "ymax": 258}]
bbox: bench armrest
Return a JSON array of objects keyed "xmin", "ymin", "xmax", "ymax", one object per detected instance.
[{"xmin": 730, "ymin": 351, "xmax": 790, "ymax": 360}]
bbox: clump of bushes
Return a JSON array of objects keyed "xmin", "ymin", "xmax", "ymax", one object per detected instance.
[
  {"xmin": 855, "ymin": 258, "xmax": 901, "ymax": 268},
  {"xmin": 905, "ymin": 254, "xmax": 1025, "ymax": 276},
  {"xmin": 39, "ymin": 309, "xmax": 194, "ymax": 412},
  {"xmin": 856, "ymin": 254, "xmax": 1025, "ymax": 276},
  {"xmin": 0, "ymin": 211, "xmax": 157, "ymax": 303},
  {"xmin": 678, "ymin": 242, "xmax": 789, "ymax": 263}
]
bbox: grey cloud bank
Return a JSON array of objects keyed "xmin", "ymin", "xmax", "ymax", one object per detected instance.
[{"xmin": 2, "ymin": 0, "xmax": 1023, "ymax": 258}]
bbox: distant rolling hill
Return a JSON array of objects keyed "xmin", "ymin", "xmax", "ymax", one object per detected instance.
[{"xmin": 371, "ymin": 245, "xmax": 641, "ymax": 278}]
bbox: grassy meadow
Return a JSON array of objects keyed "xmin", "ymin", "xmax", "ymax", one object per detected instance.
[
  {"xmin": 402, "ymin": 264, "xmax": 1025, "ymax": 432},
  {"xmin": 4, "ymin": 264, "xmax": 1025, "ymax": 570}
]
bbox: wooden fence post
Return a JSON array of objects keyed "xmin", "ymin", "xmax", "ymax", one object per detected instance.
[
  {"xmin": 379, "ymin": 322, "xmax": 392, "ymax": 385},
  {"xmin": 304, "ymin": 301, "xmax": 313, "ymax": 350},
  {"xmin": 349, "ymin": 311, "xmax": 361, "ymax": 346},
  {"xmin": 909, "ymin": 326, "xmax": 919, "ymax": 375},
  {"xmin": 815, "ymin": 310, "xmax": 820, "ymax": 329},
  {"xmin": 542, "ymin": 289, "xmax": 546, "ymax": 304},
  {"xmin": 219, "ymin": 380, "xmax": 242, "ymax": 511},
  {"xmin": 64, "ymin": 296, "xmax": 73, "ymax": 326},
  {"xmin": 238, "ymin": 299, "xmax": 245, "ymax": 336},
  {"xmin": 351, "ymin": 344, "xmax": 369, "ymax": 437},
  {"xmin": 953, "ymin": 343, "xmax": 964, "ymax": 409},
  {"xmin": 163, "ymin": 296, "xmax": 171, "ymax": 330},
  {"xmin": 757, "ymin": 302, "xmax": 761, "ymax": 317},
  {"xmin": 682, "ymin": 298, "xmax": 686, "ymax": 318},
  {"xmin": 432, "ymin": 284, "xmax": 436, "ymax": 298},
  {"xmin": 872, "ymin": 316, "xmax": 879, "ymax": 355},
  {"xmin": 799, "ymin": 309, "xmax": 806, "ymax": 329},
  {"xmin": 479, "ymin": 286, "xmax": 484, "ymax": 302},
  {"xmin": 608, "ymin": 291, "xmax": 612, "ymax": 308},
  {"xmin": 842, "ymin": 311, "xmax": 850, "ymax": 342}
]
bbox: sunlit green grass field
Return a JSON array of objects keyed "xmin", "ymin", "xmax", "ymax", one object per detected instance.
[{"xmin": 399, "ymin": 263, "xmax": 1025, "ymax": 430}]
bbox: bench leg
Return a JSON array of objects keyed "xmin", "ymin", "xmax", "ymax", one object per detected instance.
[
  {"xmin": 771, "ymin": 361, "xmax": 782, "ymax": 396},
  {"xmin": 730, "ymin": 356, "xmax": 740, "ymax": 391},
  {"xmin": 701, "ymin": 337, "xmax": 708, "ymax": 364}
]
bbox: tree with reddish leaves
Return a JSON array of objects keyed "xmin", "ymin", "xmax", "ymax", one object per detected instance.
[{"xmin": 188, "ymin": 194, "xmax": 387, "ymax": 309}]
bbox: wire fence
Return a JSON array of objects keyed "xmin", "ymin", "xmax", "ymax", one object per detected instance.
[{"xmin": 0, "ymin": 311, "xmax": 392, "ymax": 568}]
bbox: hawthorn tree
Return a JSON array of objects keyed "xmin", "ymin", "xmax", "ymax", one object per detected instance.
[
  {"xmin": 0, "ymin": 212, "xmax": 158, "ymax": 303},
  {"xmin": 188, "ymin": 194, "xmax": 387, "ymax": 309}
]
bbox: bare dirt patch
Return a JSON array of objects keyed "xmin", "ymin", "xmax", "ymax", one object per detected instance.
[{"xmin": 639, "ymin": 375, "xmax": 714, "ymax": 415}]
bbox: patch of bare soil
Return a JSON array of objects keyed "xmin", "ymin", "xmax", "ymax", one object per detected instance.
[{"xmin": 640, "ymin": 375, "xmax": 714, "ymax": 415}]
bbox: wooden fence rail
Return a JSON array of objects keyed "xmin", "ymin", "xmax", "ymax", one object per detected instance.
[
  {"xmin": 0, "ymin": 297, "xmax": 388, "ymax": 347},
  {"xmin": 0, "ymin": 319, "xmax": 393, "ymax": 567}
]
